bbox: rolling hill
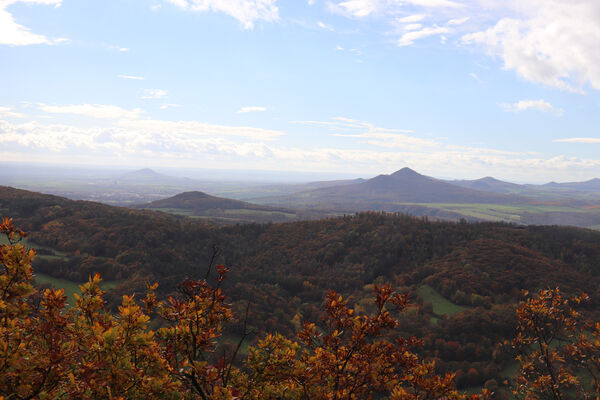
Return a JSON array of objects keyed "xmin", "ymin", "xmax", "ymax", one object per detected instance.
[
  {"xmin": 449, "ymin": 176, "xmax": 524, "ymax": 194},
  {"xmin": 136, "ymin": 190, "xmax": 330, "ymax": 223},
  {"xmin": 141, "ymin": 191, "xmax": 290, "ymax": 213},
  {"xmin": 543, "ymin": 177, "xmax": 600, "ymax": 192}
]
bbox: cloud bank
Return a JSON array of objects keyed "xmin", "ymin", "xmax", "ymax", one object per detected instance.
[{"xmin": 0, "ymin": 0, "xmax": 66, "ymax": 45}]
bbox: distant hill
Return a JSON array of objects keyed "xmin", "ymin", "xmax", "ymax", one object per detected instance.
[
  {"xmin": 118, "ymin": 168, "xmax": 170, "ymax": 182},
  {"xmin": 447, "ymin": 175, "xmax": 600, "ymax": 206},
  {"xmin": 259, "ymin": 167, "xmax": 524, "ymax": 210},
  {"xmin": 228, "ymin": 178, "xmax": 368, "ymax": 201},
  {"xmin": 141, "ymin": 191, "xmax": 290, "ymax": 213},
  {"xmin": 543, "ymin": 178, "xmax": 600, "ymax": 192},
  {"xmin": 136, "ymin": 191, "xmax": 330, "ymax": 224},
  {"xmin": 449, "ymin": 176, "xmax": 523, "ymax": 194}
]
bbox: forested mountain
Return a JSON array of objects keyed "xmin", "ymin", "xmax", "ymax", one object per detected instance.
[
  {"xmin": 134, "ymin": 190, "xmax": 319, "ymax": 223},
  {"xmin": 139, "ymin": 190, "xmax": 286, "ymax": 211},
  {"xmin": 2, "ymin": 185, "xmax": 600, "ymax": 391},
  {"xmin": 257, "ymin": 167, "xmax": 525, "ymax": 210}
]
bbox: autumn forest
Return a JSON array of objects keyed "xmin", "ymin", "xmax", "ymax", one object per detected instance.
[{"xmin": 2, "ymin": 185, "xmax": 600, "ymax": 399}]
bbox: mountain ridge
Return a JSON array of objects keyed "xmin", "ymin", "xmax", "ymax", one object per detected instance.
[{"xmin": 258, "ymin": 167, "xmax": 526, "ymax": 210}]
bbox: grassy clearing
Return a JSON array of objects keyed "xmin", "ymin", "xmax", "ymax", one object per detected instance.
[
  {"xmin": 148, "ymin": 207, "xmax": 194, "ymax": 216},
  {"xmin": 418, "ymin": 285, "xmax": 466, "ymax": 317},
  {"xmin": 398, "ymin": 203, "xmax": 599, "ymax": 224},
  {"xmin": 222, "ymin": 209, "xmax": 297, "ymax": 218},
  {"xmin": 149, "ymin": 207, "xmax": 300, "ymax": 223},
  {"xmin": 34, "ymin": 273, "xmax": 120, "ymax": 306},
  {"xmin": 0, "ymin": 236, "xmax": 68, "ymax": 258}
]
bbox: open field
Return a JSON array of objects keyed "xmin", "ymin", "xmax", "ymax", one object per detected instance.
[
  {"xmin": 34, "ymin": 273, "xmax": 120, "ymax": 306},
  {"xmin": 398, "ymin": 203, "xmax": 600, "ymax": 228},
  {"xmin": 418, "ymin": 285, "xmax": 466, "ymax": 318},
  {"xmin": 150, "ymin": 207, "xmax": 195, "ymax": 216},
  {"xmin": 0, "ymin": 236, "xmax": 68, "ymax": 257},
  {"xmin": 1, "ymin": 236, "xmax": 119, "ymax": 306},
  {"xmin": 149, "ymin": 206, "xmax": 299, "ymax": 222},
  {"xmin": 222, "ymin": 208, "xmax": 297, "ymax": 218}
]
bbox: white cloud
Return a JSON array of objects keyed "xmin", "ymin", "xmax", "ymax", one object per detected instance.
[
  {"xmin": 447, "ymin": 16, "xmax": 469, "ymax": 25},
  {"xmin": 0, "ymin": 0, "xmax": 66, "ymax": 46},
  {"xmin": 39, "ymin": 104, "xmax": 145, "ymax": 119},
  {"xmin": 106, "ymin": 44, "xmax": 130, "ymax": 52},
  {"xmin": 335, "ymin": 45, "xmax": 344, "ymax": 51},
  {"xmin": 116, "ymin": 118, "xmax": 282, "ymax": 140},
  {"xmin": 160, "ymin": 103, "xmax": 181, "ymax": 109},
  {"xmin": 0, "ymin": 106, "xmax": 26, "ymax": 118},
  {"xmin": 118, "ymin": 75, "xmax": 145, "ymax": 80},
  {"xmin": 0, "ymin": 119, "xmax": 99, "ymax": 151},
  {"xmin": 554, "ymin": 138, "xmax": 600, "ymax": 144},
  {"xmin": 4, "ymin": 0, "xmax": 62, "ymax": 5},
  {"xmin": 404, "ymin": 23, "xmax": 423, "ymax": 31},
  {"xmin": 500, "ymin": 99, "xmax": 563, "ymax": 116},
  {"xmin": 396, "ymin": 14, "xmax": 426, "ymax": 23},
  {"xmin": 317, "ymin": 21, "xmax": 334, "ymax": 31},
  {"xmin": 331, "ymin": 0, "xmax": 461, "ymax": 18},
  {"xmin": 469, "ymin": 72, "xmax": 482, "ymax": 84},
  {"xmin": 237, "ymin": 106, "xmax": 267, "ymax": 113},
  {"xmin": 166, "ymin": 0, "xmax": 279, "ymax": 29},
  {"xmin": 404, "ymin": 0, "xmax": 462, "ymax": 7},
  {"xmin": 462, "ymin": 0, "xmax": 600, "ymax": 92},
  {"xmin": 329, "ymin": 0, "xmax": 463, "ymax": 18},
  {"xmin": 326, "ymin": 0, "xmax": 600, "ymax": 93},
  {"xmin": 0, "ymin": 115, "xmax": 284, "ymax": 155},
  {"xmin": 398, "ymin": 25, "xmax": 450, "ymax": 46},
  {"xmin": 295, "ymin": 117, "xmax": 436, "ymax": 149},
  {"xmin": 2, "ymin": 116, "xmax": 600, "ymax": 180},
  {"xmin": 141, "ymin": 89, "xmax": 168, "ymax": 99},
  {"xmin": 330, "ymin": 0, "xmax": 379, "ymax": 17}
]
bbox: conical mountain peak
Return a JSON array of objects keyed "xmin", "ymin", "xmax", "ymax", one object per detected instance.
[{"xmin": 390, "ymin": 167, "xmax": 422, "ymax": 178}]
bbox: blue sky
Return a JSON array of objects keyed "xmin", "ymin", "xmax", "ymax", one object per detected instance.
[{"xmin": 1, "ymin": 0, "xmax": 600, "ymax": 182}]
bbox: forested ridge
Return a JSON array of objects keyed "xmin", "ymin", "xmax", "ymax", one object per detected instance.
[{"xmin": 2, "ymin": 185, "xmax": 600, "ymax": 393}]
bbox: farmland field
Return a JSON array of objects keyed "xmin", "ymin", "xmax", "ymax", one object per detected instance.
[{"xmin": 399, "ymin": 203, "xmax": 600, "ymax": 228}]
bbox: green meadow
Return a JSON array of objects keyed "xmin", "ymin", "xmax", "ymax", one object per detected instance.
[
  {"xmin": 34, "ymin": 273, "xmax": 120, "ymax": 306},
  {"xmin": 417, "ymin": 285, "xmax": 466, "ymax": 323}
]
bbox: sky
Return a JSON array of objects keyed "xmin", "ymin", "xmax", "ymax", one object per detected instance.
[{"xmin": 1, "ymin": 0, "xmax": 600, "ymax": 183}]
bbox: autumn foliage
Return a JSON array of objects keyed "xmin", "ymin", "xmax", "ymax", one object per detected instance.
[
  {"xmin": 9, "ymin": 215, "xmax": 600, "ymax": 399},
  {"xmin": 512, "ymin": 287, "xmax": 600, "ymax": 400},
  {"xmin": 0, "ymin": 217, "xmax": 492, "ymax": 399}
]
